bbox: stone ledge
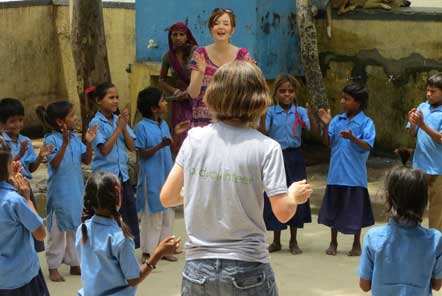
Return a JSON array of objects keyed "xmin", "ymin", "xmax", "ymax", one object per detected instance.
[
  {"xmin": 317, "ymin": 7, "xmax": 442, "ymax": 21},
  {"xmin": 52, "ymin": 0, "xmax": 135, "ymax": 9},
  {"xmin": 0, "ymin": 0, "xmax": 135, "ymax": 9}
]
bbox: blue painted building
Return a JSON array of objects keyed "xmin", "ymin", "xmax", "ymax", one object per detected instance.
[{"xmin": 136, "ymin": 0, "xmax": 328, "ymax": 79}]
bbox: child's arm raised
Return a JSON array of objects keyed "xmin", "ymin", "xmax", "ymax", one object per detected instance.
[
  {"xmin": 98, "ymin": 114, "xmax": 131, "ymax": 155},
  {"xmin": 160, "ymin": 164, "xmax": 184, "ymax": 208},
  {"xmin": 138, "ymin": 137, "xmax": 172, "ymax": 159},
  {"xmin": 414, "ymin": 110, "xmax": 442, "ymax": 144},
  {"xmin": 11, "ymin": 173, "xmax": 46, "ymax": 241},
  {"xmin": 340, "ymin": 130, "xmax": 371, "ymax": 150},
  {"xmin": 407, "ymin": 108, "xmax": 418, "ymax": 137},
  {"xmin": 268, "ymin": 180, "xmax": 312, "ymax": 223},
  {"xmin": 49, "ymin": 124, "xmax": 70, "ymax": 169},
  {"xmin": 82, "ymin": 124, "xmax": 98, "ymax": 165},
  {"xmin": 318, "ymin": 108, "xmax": 332, "ymax": 146},
  {"xmin": 127, "ymin": 236, "xmax": 180, "ymax": 286},
  {"xmin": 120, "ymin": 109, "xmax": 136, "ymax": 152},
  {"xmin": 29, "ymin": 143, "xmax": 53, "ymax": 173}
]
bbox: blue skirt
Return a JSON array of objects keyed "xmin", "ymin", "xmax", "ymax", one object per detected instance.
[
  {"xmin": 120, "ymin": 180, "xmax": 140, "ymax": 249},
  {"xmin": 318, "ymin": 185, "xmax": 374, "ymax": 234},
  {"xmin": 264, "ymin": 148, "xmax": 312, "ymax": 230},
  {"xmin": 0, "ymin": 270, "xmax": 49, "ymax": 296}
]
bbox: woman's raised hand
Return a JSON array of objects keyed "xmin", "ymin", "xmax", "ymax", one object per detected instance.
[{"xmin": 194, "ymin": 52, "xmax": 206, "ymax": 73}]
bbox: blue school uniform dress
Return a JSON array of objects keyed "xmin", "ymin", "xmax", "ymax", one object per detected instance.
[
  {"xmin": 0, "ymin": 181, "xmax": 49, "ymax": 295},
  {"xmin": 318, "ymin": 111, "xmax": 375, "ymax": 234},
  {"xmin": 44, "ymin": 131, "xmax": 85, "ymax": 232},
  {"xmin": 410, "ymin": 101, "xmax": 442, "ymax": 175},
  {"xmin": 263, "ymin": 104, "xmax": 312, "ymax": 230},
  {"xmin": 76, "ymin": 215, "xmax": 141, "ymax": 296},
  {"xmin": 359, "ymin": 218, "xmax": 442, "ymax": 295},
  {"xmin": 89, "ymin": 112, "xmax": 140, "ymax": 247},
  {"xmin": 2, "ymin": 132, "xmax": 45, "ymax": 252},
  {"xmin": 135, "ymin": 118, "xmax": 173, "ymax": 214}
]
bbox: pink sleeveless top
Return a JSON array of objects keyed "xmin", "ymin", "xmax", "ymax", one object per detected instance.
[{"xmin": 189, "ymin": 47, "xmax": 252, "ymax": 127}]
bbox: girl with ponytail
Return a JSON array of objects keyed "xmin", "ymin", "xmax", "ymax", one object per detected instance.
[
  {"xmin": 36, "ymin": 101, "xmax": 98, "ymax": 282},
  {"xmin": 76, "ymin": 172, "xmax": 181, "ymax": 296}
]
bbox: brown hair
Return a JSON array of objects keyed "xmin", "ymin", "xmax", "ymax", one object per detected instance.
[
  {"xmin": 0, "ymin": 137, "xmax": 11, "ymax": 182},
  {"xmin": 208, "ymin": 8, "xmax": 236, "ymax": 29},
  {"xmin": 204, "ymin": 61, "xmax": 271, "ymax": 126},
  {"xmin": 272, "ymin": 73, "xmax": 301, "ymax": 104}
]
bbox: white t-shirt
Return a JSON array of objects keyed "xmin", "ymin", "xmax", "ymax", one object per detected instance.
[{"xmin": 176, "ymin": 122, "xmax": 288, "ymax": 263}]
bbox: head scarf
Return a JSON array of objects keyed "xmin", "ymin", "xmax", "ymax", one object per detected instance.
[{"xmin": 167, "ymin": 22, "xmax": 198, "ymax": 84}]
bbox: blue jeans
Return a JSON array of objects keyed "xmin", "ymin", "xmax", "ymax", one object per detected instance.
[{"xmin": 181, "ymin": 259, "xmax": 278, "ymax": 296}]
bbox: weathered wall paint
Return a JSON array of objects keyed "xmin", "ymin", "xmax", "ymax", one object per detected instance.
[
  {"xmin": 135, "ymin": 0, "xmax": 329, "ymax": 77},
  {"xmin": 0, "ymin": 4, "xmax": 135, "ymax": 134},
  {"xmin": 314, "ymin": 16, "xmax": 442, "ymax": 151}
]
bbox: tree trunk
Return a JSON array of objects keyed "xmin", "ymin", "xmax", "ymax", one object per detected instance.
[
  {"xmin": 71, "ymin": 0, "xmax": 111, "ymax": 134},
  {"xmin": 296, "ymin": 0, "xmax": 329, "ymax": 111}
]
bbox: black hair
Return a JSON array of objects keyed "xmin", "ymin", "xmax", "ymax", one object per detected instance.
[
  {"xmin": 0, "ymin": 138, "xmax": 12, "ymax": 181},
  {"xmin": 427, "ymin": 73, "xmax": 442, "ymax": 91},
  {"xmin": 385, "ymin": 167, "xmax": 428, "ymax": 224},
  {"xmin": 342, "ymin": 83, "xmax": 368, "ymax": 111},
  {"xmin": 137, "ymin": 87, "xmax": 163, "ymax": 119},
  {"xmin": 93, "ymin": 82, "xmax": 115, "ymax": 102},
  {"xmin": 0, "ymin": 98, "xmax": 24, "ymax": 123},
  {"xmin": 81, "ymin": 172, "xmax": 133, "ymax": 243},
  {"xmin": 35, "ymin": 101, "xmax": 73, "ymax": 130}
]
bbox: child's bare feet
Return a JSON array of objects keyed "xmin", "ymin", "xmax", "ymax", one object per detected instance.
[
  {"xmin": 268, "ymin": 242, "xmax": 281, "ymax": 253},
  {"xmin": 70, "ymin": 266, "xmax": 81, "ymax": 275},
  {"xmin": 348, "ymin": 243, "xmax": 361, "ymax": 256},
  {"xmin": 49, "ymin": 268, "xmax": 65, "ymax": 282},
  {"xmin": 289, "ymin": 241, "xmax": 303, "ymax": 255},
  {"xmin": 325, "ymin": 242, "xmax": 338, "ymax": 256}
]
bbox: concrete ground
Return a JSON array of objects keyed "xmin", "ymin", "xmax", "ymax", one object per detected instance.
[
  {"xmin": 40, "ymin": 215, "xmax": 441, "ymax": 296},
  {"xmin": 31, "ymin": 155, "xmax": 441, "ymax": 296}
]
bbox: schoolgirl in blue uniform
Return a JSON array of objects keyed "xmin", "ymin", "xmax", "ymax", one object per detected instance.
[
  {"xmin": 261, "ymin": 74, "xmax": 318, "ymax": 254},
  {"xmin": 76, "ymin": 172, "xmax": 180, "ymax": 296},
  {"xmin": 37, "ymin": 101, "xmax": 98, "ymax": 282},
  {"xmin": 0, "ymin": 138, "xmax": 49, "ymax": 295},
  {"xmin": 317, "ymin": 83, "xmax": 375, "ymax": 256},
  {"xmin": 88, "ymin": 82, "xmax": 140, "ymax": 248}
]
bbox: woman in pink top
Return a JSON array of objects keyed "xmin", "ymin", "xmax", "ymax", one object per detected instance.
[{"xmin": 187, "ymin": 8, "xmax": 252, "ymax": 127}]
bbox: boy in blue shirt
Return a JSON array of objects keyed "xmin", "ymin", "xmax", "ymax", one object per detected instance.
[
  {"xmin": 0, "ymin": 98, "xmax": 52, "ymax": 253},
  {"xmin": 359, "ymin": 167, "xmax": 442, "ymax": 295},
  {"xmin": 408, "ymin": 72, "xmax": 442, "ymax": 230}
]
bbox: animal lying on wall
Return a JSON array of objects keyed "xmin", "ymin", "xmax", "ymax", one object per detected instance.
[{"xmin": 326, "ymin": 0, "xmax": 411, "ymax": 37}]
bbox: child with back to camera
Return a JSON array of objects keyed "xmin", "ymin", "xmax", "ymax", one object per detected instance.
[
  {"xmin": 161, "ymin": 61, "xmax": 313, "ymax": 296},
  {"xmin": 76, "ymin": 172, "xmax": 180, "ymax": 296},
  {"xmin": 0, "ymin": 138, "xmax": 49, "ymax": 295},
  {"xmin": 358, "ymin": 167, "xmax": 442, "ymax": 295}
]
